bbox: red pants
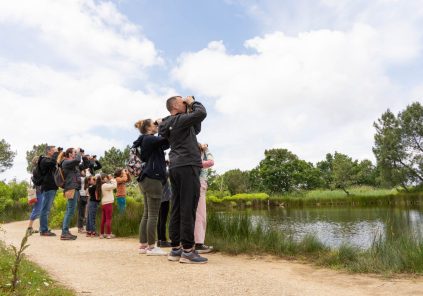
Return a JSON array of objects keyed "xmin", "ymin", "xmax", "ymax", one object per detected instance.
[{"xmin": 101, "ymin": 203, "xmax": 113, "ymax": 235}]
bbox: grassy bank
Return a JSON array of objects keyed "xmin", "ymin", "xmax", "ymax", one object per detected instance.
[
  {"xmin": 0, "ymin": 240, "xmax": 75, "ymax": 295},
  {"xmin": 206, "ymin": 187, "xmax": 423, "ymax": 208},
  {"xmin": 206, "ymin": 212, "xmax": 423, "ymax": 274}
]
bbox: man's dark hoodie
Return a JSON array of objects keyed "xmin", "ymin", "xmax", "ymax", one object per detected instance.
[
  {"xmin": 158, "ymin": 101, "xmax": 207, "ymax": 169},
  {"xmin": 133, "ymin": 134, "xmax": 169, "ymax": 184},
  {"xmin": 39, "ymin": 152, "xmax": 59, "ymax": 192}
]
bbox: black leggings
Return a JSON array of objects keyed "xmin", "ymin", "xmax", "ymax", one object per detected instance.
[{"xmin": 157, "ymin": 200, "xmax": 170, "ymax": 241}]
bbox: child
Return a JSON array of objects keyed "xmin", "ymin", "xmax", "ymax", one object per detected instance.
[
  {"xmin": 86, "ymin": 176, "xmax": 100, "ymax": 237},
  {"xmin": 114, "ymin": 168, "xmax": 131, "ymax": 213},
  {"xmin": 96, "ymin": 174, "xmax": 117, "ymax": 239}
]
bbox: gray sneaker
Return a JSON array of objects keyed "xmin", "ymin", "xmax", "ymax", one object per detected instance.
[
  {"xmin": 195, "ymin": 244, "xmax": 214, "ymax": 254},
  {"xmin": 168, "ymin": 248, "xmax": 183, "ymax": 261},
  {"xmin": 179, "ymin": 250, "xmax": 208, "ymax": 264}
]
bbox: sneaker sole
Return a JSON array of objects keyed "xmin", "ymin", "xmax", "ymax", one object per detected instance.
[
  {"xmin": 146, "ymin": 252, "xmax": 167, "ymax": 256},
  {"xmin": 179, "ymin": 258, "xmax": 208, "ymax": 264},
  {"xmin": 196, "ymin": 249, "xmax": 213, "ymax": 254},
  {"xmin": 168, "ymin": 255, "xmax": 181, "ymax": 261}
]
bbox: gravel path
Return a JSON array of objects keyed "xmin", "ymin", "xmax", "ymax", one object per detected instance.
[{"xmin": 1, "ymin": 221, "xmax": 422, "ymax": 296}]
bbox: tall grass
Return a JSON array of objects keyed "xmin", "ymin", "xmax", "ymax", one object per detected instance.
[
  {"xmin": 206, "ymin": 212, "xmax": 423, "ymax": 274},
  {"xmin": 207, "ymin": 212, "xmax": 327, "ymax": 257}
]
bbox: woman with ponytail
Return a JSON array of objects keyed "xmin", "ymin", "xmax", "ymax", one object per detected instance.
[{"xmin": 133, "ymin": 118, "xmax": 170, "ymax": 255}]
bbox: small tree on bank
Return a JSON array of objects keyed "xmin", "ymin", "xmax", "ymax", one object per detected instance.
[{"xmin": 0, "ymin": 139, "xmax": 16, "ymax": 173}]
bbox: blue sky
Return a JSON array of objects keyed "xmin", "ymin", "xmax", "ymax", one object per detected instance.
[{"xmin": 0, "ymin": 0, "xmax": 422, "ymax": 181}]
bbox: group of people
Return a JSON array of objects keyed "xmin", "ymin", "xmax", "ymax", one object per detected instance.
[{"xmin": 27, "ymin": 95, "xmax": 213, "ymax": 264}]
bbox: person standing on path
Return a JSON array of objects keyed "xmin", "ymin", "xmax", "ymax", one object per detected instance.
[
  {"xmin": 61, "ymin": 148, "xmax": 83, "ymax": 240},
  {"xmin": 114, "ymin": 168, "xmax": 130, "ymax": 213},
  {"xmin": 194, "ymin": 143, "xmax": 214, "ymax": 254},
  {"xmin": 134, "ymin": 118, "xmax": 170, "ymax": 256},
  {"xmin": 77, "ymin": 170, "xmax": 88, "ymax": 233},
  {"xmin": 39, "ymin": 145, "xmax": 59, "ymax": 236},
  {"xmin": 98, "ymin": 174, "xmax": 117, "ymax": 239},
  {"xmin": 157, "ymin": 162, "xmax": 172, "ymax": 248},
  {"xmin": 159, "ymin": 95, "xmax": 208, "ymax": 264},
  {"xmin": 27, "ymin": 156, "xmax": 44, "ymax": 235}
]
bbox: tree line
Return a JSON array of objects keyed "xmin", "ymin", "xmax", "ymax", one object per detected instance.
[{"xmin": 1, "ymin": 101, "xmax": 422, "ymax": 196}]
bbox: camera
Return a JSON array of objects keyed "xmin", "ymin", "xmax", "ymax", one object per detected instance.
[
  {"xmin": 57, "ymin": 147, "xmax": 63, "ymax": 152},
  {"xmin": 80, "ymin": 148, "xmax": 85, "ymax": 153}
]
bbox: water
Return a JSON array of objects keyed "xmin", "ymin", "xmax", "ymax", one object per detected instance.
[{"xmin": 219, "ymin": 206, "xmax": 423, "ymax": 249}]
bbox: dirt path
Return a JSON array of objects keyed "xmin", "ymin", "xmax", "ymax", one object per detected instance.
[{"xmin": 1, "ymin": 221, "xmax": 422, "ymax": 296}]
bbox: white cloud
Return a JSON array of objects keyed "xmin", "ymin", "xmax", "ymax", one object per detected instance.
[
  {"xmin": 173, "ymin": 2, "xmax": 423, "ymax": 173},
  {"xmin": 0, "ymin": 0, "xmax": 172, "ymax": 181}
]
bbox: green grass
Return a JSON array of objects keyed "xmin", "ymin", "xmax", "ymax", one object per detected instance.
[
  {"xmin": 0, "ymin": 240, "xmax": 75, "ymax": 295},
  {"xmin": 206, "ymin": 212, "xmax": 423, "ymax": 274}
]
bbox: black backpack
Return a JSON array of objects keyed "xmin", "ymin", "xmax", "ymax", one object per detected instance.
[{"xmin": 31, "ymin": 156, "xmax": 45, "ymax": 186}]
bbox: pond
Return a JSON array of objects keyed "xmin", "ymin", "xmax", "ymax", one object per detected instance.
[{"xmin": 218, "ymin": 205, "xmax": 423, "ymax": 249}]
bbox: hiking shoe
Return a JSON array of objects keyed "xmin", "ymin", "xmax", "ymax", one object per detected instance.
[
  {"xmin": 60, "ymin": 233, "xmax": 77, "ymax": 240},
  {"xmin": 26, "ymin": 227, "xmax": 39, "ymax": 235},
  {"xmin": 179, "ymin": 250, "xmax": 208, "ymax": 264},
  {"xmin": 40, "ymin": 230, "xmax": 56, "ymax": 237},
  {"xmin": 195, "ymin": 244, "xmax": 214, "ymax": 254},
  {"xmin": 157, "ymin": 240, "xmax": 172, "ymax": 248},
  {"xmin": 168, "ymin": 247, "xmax": 183, "ymax": 261},
  {"xmin": 146, "ymin": 247, "xmax": 167, "ymax": 256}
]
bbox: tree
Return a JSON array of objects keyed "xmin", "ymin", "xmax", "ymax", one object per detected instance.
[
  {"xmin": 258, "ymin": 148, "xmax": 321, "ymax": 193},
  {"xmin": 373, "ymin": 102, "xmax": 423, "ymax": 188},
  {"xmin": 0, "ymin": 139, "xmax": 16, "ymax": 173},
  {"xmin": 355, "ymin": 159, "xmax": 378, "ymax": 186},
  {"xmin": 222, "ymin": 169, "xmax": 249, "ymax": 195},
  {"xmin": 316, "ymin": 153, "xmax": 334, "ymax": 189},
  {"xmin": 99, "ymin": 146, "xmax": 130, "ymax": 174},
  {"xmin": 331, "ymin": 152, "xmax": 356, "ymax": 195},
  {"xmin": 25, "ymin": 144, "xmax": 47, "ymax": 173}
]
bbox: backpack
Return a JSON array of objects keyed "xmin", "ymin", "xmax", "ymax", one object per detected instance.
[
  {"xmin": 31, "ymin": 156, "xmax": 45, "ymax": 186},
  {"xmin": 53, "ymin": 161, "xmax": 65, "ymax": 188},
  {"xmin": 126, "ymin": 146, "xmax": 144, "ymax": 177}
]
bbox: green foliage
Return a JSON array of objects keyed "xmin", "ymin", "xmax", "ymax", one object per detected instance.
[
  {"xmin": 221, "ymin": 169, "xmax": 249, "ymax": 195},
  {"xmin": 258, "ymin": 148, "xmax": 321, "ymax": 193},
  {"xmin": 316, "ymin": 153, "xmax": 334, "ymax": 189},
  {"xmin": 25, "ymin": 143, "xmax": 47, "ymax": 173},
  {"xmin": 0, "ymin": 139, "xmax": 16, "ymax": 174},
  {"xmin": 99, "ymin": 146, "xmax": 130, "ymax": 174},
  {"xmin": 0, "ymin": 181, "xmax": 31, "ymax": 221},
  {"xmin": 331, "ymin": 152, "xmax": 356, "ymax": 194},
  {"xmin": 373, "ymin": 102, "xmax": 423, "ymax": 188}
]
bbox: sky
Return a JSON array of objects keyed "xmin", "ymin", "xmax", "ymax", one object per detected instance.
[{"xmin": 0, "ymin": 0, "xmax": 422, "ymax": 182}]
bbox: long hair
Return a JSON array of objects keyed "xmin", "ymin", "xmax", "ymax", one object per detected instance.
[{"xmin": 95, "ymin": 174, "xmax": 107, "ymax": 200}]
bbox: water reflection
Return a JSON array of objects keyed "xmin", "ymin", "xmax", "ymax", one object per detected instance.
[{"xmin": 219, "ymin": 206, "xmax": 423, "ymax": 249}]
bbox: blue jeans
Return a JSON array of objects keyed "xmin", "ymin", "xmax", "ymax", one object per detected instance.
[
  {"xmin": 29, "ymin": 192, "xmax": 44, "ymax": 221},
  {"xmin": 86, "ymin": 201, "xmax": 99, "ymax": 232},
  {"xmin": 117, "ymin": 196, "xmax": 126, "ymax": 213},
  {"xmin": 39, "ymin": 190, "xmax": 57, "ymax": 233},
  {"xmin": 62, "ymin": 190, "xmax": 79, "ymax": 234}
]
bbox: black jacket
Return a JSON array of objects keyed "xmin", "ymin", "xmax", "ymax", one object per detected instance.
[
  {"xmin": 159, "ymin": 101, "xmax": 207, "ymax": 169},
  {"xmin": 40, "ymin": 152, "xmax": 59, "ymax": 192},
  {"xmin": 81, "ymin": 157, "xmax": 102, "ymax": 175},
  {"xmin": 133, "ymin": 134, "xmax": 169, "ymax": 183},
  {"xmin": 62, "ymin": 155, "xmax": 82, "ymax": 191}
]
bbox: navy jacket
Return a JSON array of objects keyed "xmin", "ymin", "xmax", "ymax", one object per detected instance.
[{"xmin": 133, "ymin": 134, "xmax": 169, "ymax": 184}]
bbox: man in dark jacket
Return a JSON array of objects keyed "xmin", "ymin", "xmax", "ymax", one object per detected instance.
[
  {"xmin": 39, "ymin": 145, "xmax": 59, "ymax": 236},
  {"xmin": 159, "ymin": 95, "xmax": 207, "ymax": 264}
]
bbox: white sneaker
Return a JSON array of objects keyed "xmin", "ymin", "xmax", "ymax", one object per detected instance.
[
  {"xmin": 146, "ymin": 247, "xmax": 167, "ymax": 256},
  {"xmin": 139, "ymin": 247, "xmax": 147, "ymax": 254}
]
